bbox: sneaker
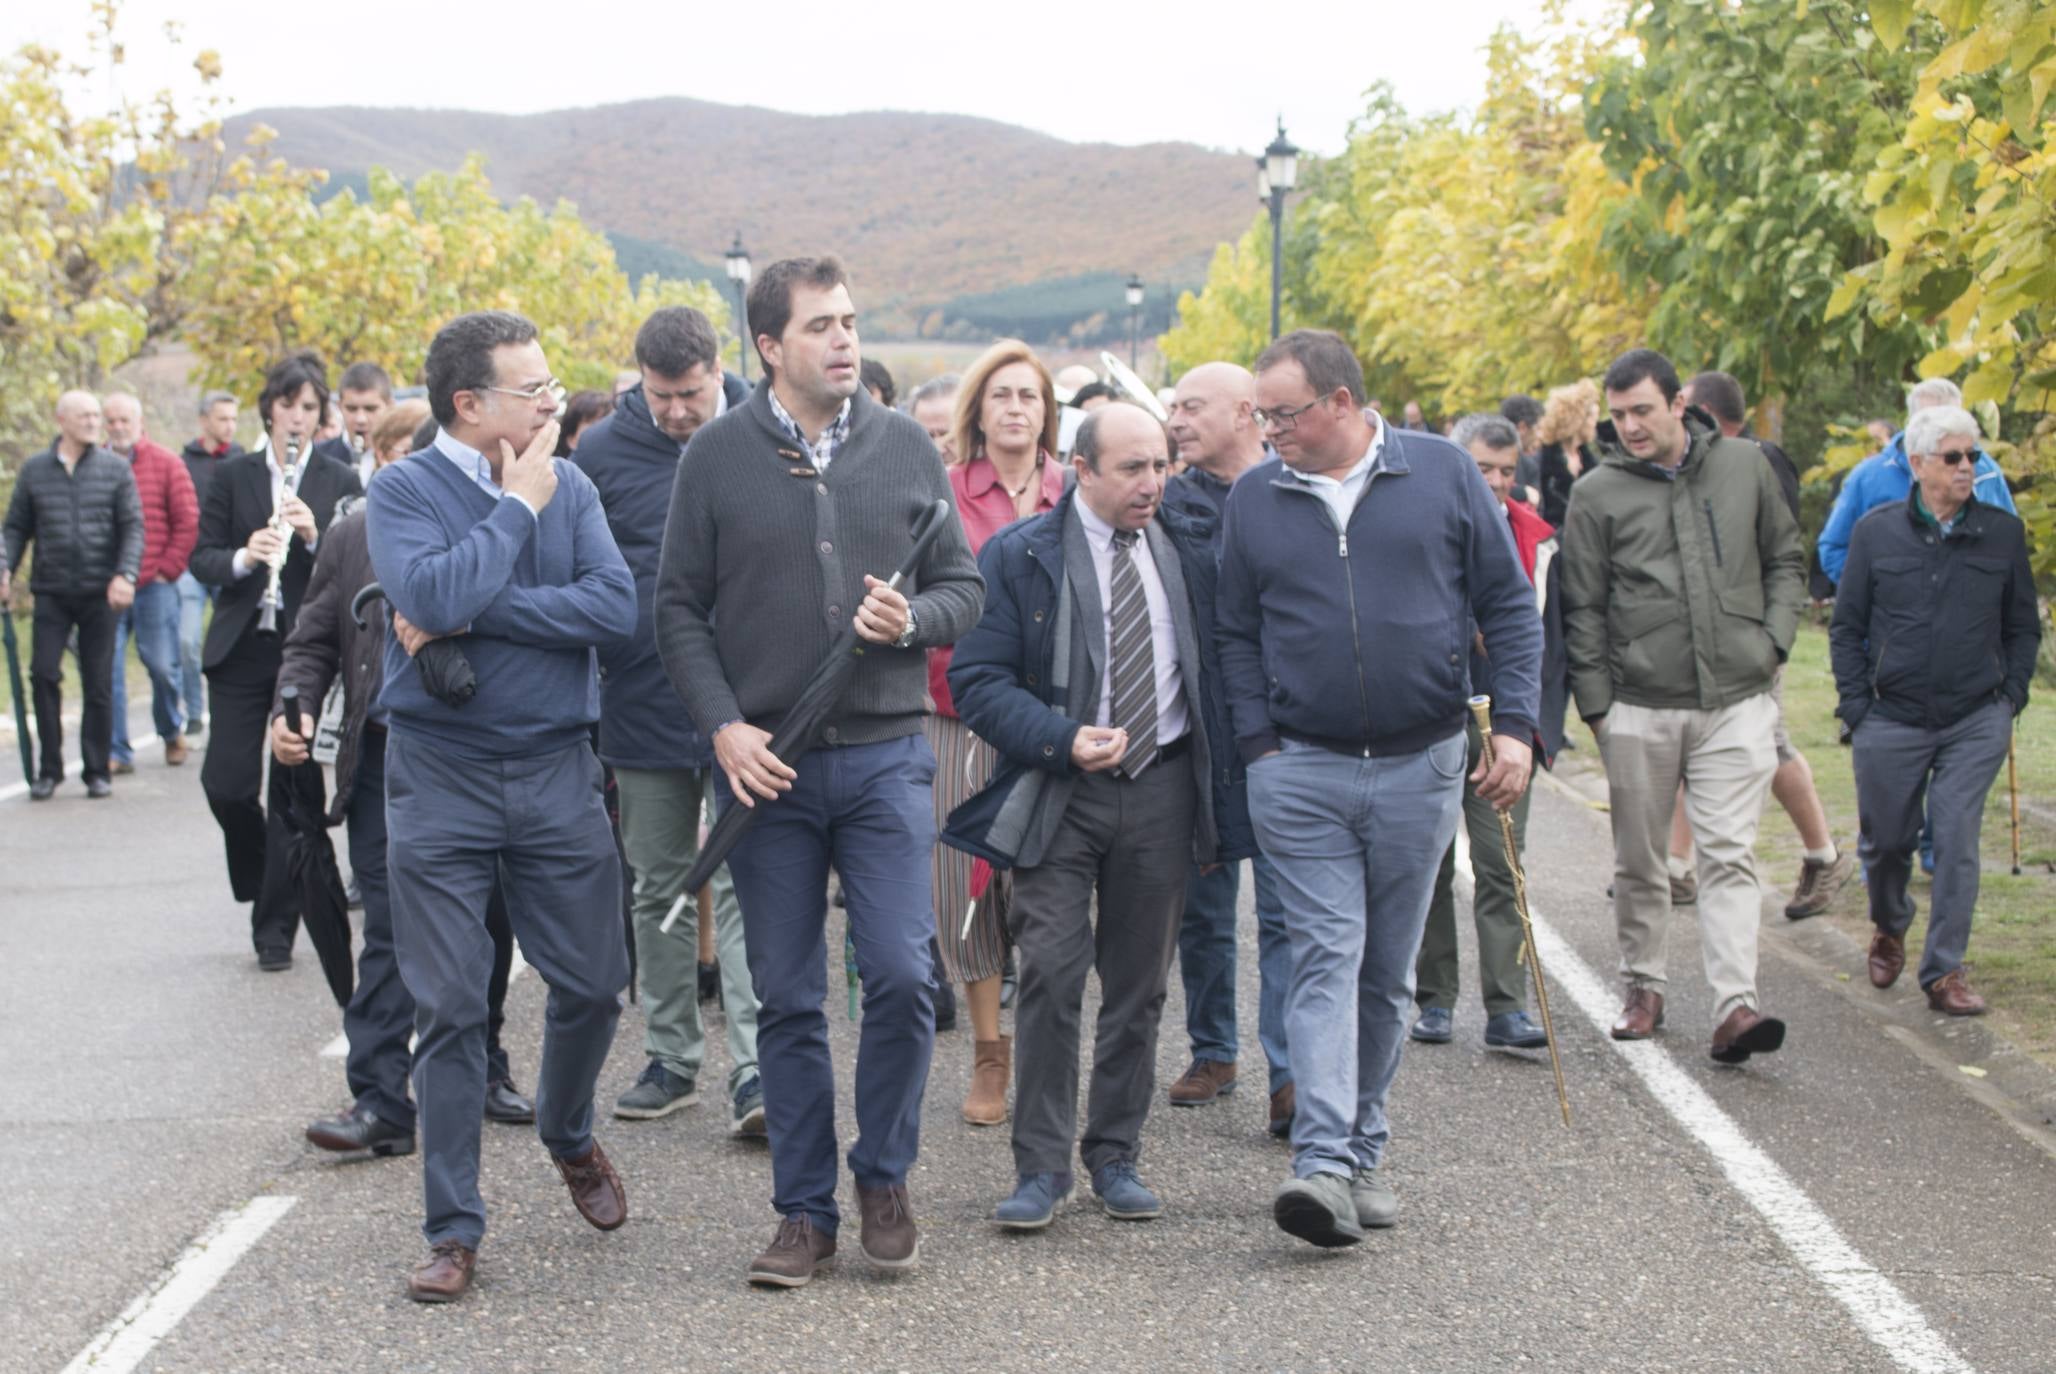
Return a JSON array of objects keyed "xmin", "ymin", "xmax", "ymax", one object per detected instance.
[
  {"xmin": 993, "ymin": 1171, "xmax": 1075, "ymax": 1230},
  {"xmin": 747, "ymin": 1213, "xmax": 836, "ymax": 1288},
  {"xmin": 1349, "ymin": 1167, "xmax": 1399, "ymax": 1229},
  {"xmin": 1410, "ymin": 1006, "xmax": 1454, "ymax": 1043},
  {"xmin": 1272, "ymin": 1172, "xmax": 1365, "ymax": 1248},
  {"xmin": 1484, "ymin": 1009, "xmax": 1549, "ymax": 1049},
  {"xmin": 613, "ymin": 1060, "xmax": 697, "ymax": 1119},
  {"xmin": 1091, "ymin": 1162, "xmax": 1162, "ymax": 1220},
  {"xmin": 730, "ymin": 1075, "xmax": 767, "ymax": 1137},
  {"xmin": 1785, "ymin": 851, "xmax": 1853, "ymax": 920}
]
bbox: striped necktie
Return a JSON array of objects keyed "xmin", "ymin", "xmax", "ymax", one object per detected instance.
[{"xmin": 1108, "ymin": 529, "xmax": 1159, "ymax": 777}]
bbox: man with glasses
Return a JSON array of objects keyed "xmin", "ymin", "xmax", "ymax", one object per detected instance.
[
  {"xmin": 1216, "ymin": 330, "xmax": 1542, "ymax": 1248},
  {"xmin": 366, "ymin": 310, "xmax": 638, "ymax": 1303},
  {"xmin": 1830, "ymin": 404, "xmax": 2037, "ymax": 1017}
]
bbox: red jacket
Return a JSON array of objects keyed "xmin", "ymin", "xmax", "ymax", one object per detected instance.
[{"xmin": 127, "ymin": 434, "xmax": 200, "ymax": 584}]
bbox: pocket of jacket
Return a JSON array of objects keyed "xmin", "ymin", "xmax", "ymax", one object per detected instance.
[
  {"xmin": 1717, "ymin": 584, "xmax": 1777, "ymax": 673},
  {"xmin": 1608, "ymin": 597, "xmax": 1687, "ymax": 686}
]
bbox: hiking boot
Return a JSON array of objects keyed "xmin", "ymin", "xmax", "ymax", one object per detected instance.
[{"xmin": 1785, "ymin": 851, "xmax": 1853, "ymax": 920}]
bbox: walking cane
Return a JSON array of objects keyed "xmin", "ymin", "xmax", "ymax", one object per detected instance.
[
  {"xmin": 2009, "ymin": 727, "xmax": 2021, "ymax": 877},
  {"xmin": 1469, "ymin": 695, "xmax": 1572, "ymax": 1128}
]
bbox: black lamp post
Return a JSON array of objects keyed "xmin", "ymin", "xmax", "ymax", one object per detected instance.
[
  {"xmin": 724, "ymin": 232, "xmax": 752, "ymax": 381},
  {"xmin": 1125, "ymin": 273, "xmax": 1145, "ymax": 370},
  {"xmin": 1261, "ymin": 119, "xmax": 1299, "ymax": 341}
]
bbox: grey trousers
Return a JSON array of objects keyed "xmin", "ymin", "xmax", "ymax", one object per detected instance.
[
  {"xmin": 1418, "ymin": 720, "xmax": 1533, "ymax": 1016},
  {"xmin": 1851, "ymin": 699, "xmax": 2012, "ymax": 989},
  {"xmin": 1009, "ymin": 762, "xmax": 1194, "ymax": 1178}
]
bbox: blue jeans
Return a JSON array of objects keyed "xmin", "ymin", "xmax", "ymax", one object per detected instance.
[
  {"xmin": 175, "ymin": 572, "xmax": 208, "ymax": 730},
  {"xmin": 112, "ymin": 579, "xmax": 184, "ymax": 762},
  {"xmin": 1247, "ymin": 734, "xmax": 1464, "ymax": 1178},
  {"xmin": 719, "ymin": 733, "xmax": 938, "ymax": 1237},
  {"xmin": 1177, "ymin": 853, "xmax": 1293, "ymax": 1092}
]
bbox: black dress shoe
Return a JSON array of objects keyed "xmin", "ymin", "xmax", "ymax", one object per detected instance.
[
  {"xmin": 257, "ymin": 947, "xmax": 292, "ymax": 972},
  {"xmin": 85, "ymin": 777, "xmax": 113, "ymax": 799},
  {"xmin": 485, "ymin": 1078, "xmax": 535, "ymax": 1125},
  {"xmin": 306, "ymin": 1102, "xmax": 415, "ymax": 1156},
  {"xmin": 29, "ymin": 777, "xmax": 58, "ymax": 800}
]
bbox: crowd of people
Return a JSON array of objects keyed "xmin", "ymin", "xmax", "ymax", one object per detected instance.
[{"xmin": 0, "ymin": 255, "xmax": 2039, "ymax": 1297}]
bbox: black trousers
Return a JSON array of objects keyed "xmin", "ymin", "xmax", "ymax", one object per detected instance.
[
  {"xmin": 30, "ymin": 590, "xmax": 116, "ymax": 783},
  {"xmin": 201, "ymin": 637, "xmax": 315, "ymax": 954}
]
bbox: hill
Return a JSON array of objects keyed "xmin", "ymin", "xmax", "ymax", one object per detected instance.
[{"xmin": 230, "ymin": 99, "xmax": 1255, "ymax": 342}]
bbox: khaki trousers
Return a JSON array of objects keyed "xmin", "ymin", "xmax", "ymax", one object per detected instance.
[{"xmin": 1597, "ymin": 693, "xmax": 1777, "ymax": 1026}]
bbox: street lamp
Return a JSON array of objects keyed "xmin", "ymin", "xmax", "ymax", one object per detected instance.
[
  {"xmin": 1125, "ymin": 273, "xmax": 1145, "ymax": 370},
  {"xmin": 724, "ymin": 232, "xmax": 752, "ymax": 381},
  {"xmin": 1261, "ymin": 118, "xmax": 1299, "ymax": 341}
]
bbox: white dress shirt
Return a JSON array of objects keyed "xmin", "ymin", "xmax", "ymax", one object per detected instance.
[
  {"xmin": 1073, "ymin": 499, "xmax": 1189, "ymax": 746},
  {"xmin": 229, "ymin": 438, "xmax": 319, "ymax": 579}
]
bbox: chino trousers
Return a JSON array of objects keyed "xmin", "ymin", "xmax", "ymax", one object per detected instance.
[
  {"xmin": 29, "ymin": 590, "xmax": 116, "ymax": 784},
  {"xmin": 387, "ymin": 729, "xmax": 626, "ymax": 1250},
  {"xmin": 1417, "ymin": 720, "xmax": 1535, "ymax": 1016}
]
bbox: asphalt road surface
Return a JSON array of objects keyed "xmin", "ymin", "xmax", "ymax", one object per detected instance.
[{"xmin": 4, "ymin": 734, "xmax": 2053, "ymax": 1373}]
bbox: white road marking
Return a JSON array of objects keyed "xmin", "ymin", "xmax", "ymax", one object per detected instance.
[
  {"xmin": 319, "ymin": 943, "xmax": 528, "ymax": 1057},
  {"xmin": 59, "ymin": 1195, "xmax": 297, "ymax": 1374},
  {"xmin": 1452, "ymin": 827, "xmax": 1975, "ymax": 1374}
]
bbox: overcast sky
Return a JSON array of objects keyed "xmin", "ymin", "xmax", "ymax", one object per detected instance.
[{"xmin": 7, "ymin": 0, "xmax": 1607, "ymax": 158}]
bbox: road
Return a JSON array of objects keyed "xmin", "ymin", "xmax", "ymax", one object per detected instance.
[{"xmin": 3, "ymin": 735, "xmax": 2053, "ymax": 1373}]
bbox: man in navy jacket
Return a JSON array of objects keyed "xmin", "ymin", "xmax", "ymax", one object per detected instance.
[{"xmin": 1217, "ymin": 330, "xmax": 1542, "ymax": 1249}]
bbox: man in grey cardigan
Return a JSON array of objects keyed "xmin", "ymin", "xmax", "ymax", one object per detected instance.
[{"xmin": 654, "ymin": 256, "xmax": 983, "ymax": 1289}]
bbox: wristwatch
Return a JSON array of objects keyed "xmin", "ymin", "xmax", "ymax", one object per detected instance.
[{"xmin": 893, "ymin": 605, "xmax": 919, "ymax": 650}]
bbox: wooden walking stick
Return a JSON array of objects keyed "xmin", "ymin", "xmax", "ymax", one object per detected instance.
[
  {"xmin": 2009, "ymin": 727, "xmax": 2021, "ymax": 877},
  {"xmin": 1469, "ymin": 695, "xmax": 1572, "ymax": 1128}
]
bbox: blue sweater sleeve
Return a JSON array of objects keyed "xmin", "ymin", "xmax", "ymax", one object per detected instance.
[
  {"xmin": 1462, "ymin": 467, "xmax": 1543, "ymax": 742},
  {"xmin": 1214, "ymin": 486, "xmax": 1279, "ymax": 763},
  {"xmin": 469, "ymin": 467, "xmax": 637, "ymax": 649},
  {"xmin": 366, "ymin": 463, "xmax": 535, "ymax": 636},
  {"xmin": 948, "ymin": 537, "xmax": 1081, "ymax": 774}
]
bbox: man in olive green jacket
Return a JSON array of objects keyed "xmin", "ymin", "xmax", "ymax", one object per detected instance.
[{"xmin": 1561, "ymin": 349, "xmax": 1806, "ymax": 1065}]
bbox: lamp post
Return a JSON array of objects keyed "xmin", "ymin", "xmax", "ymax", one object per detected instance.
[
  {"xmin": 1124, "ymin": 273, "xmax": 1145, "ymax": 370},
  {"xmin": 1261, "ymin": 119, "xmax": 1299, "ymax": 341},
  {"xmin": 724, "ymin": 232, "xmax": 752, "ymax": 381}
]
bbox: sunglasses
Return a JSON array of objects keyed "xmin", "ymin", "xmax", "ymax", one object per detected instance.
[{"xmin": 1928, "ymin": 447, "xmax": 1977, "ymax": 466}]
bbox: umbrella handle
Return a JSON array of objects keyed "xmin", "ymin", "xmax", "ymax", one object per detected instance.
[{"xmin": 885, "ymin": 500, "xmax": 954, "ymax": 592}]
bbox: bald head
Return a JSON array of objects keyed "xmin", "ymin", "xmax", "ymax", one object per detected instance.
[
  {"xmin": 54, "ymin": 390, "xmax": 103, "ymax": 456},
  {"xmin": 1168, "ymin": 361, "xmax": 1264, "ymax": 480},
  {"xmin": 1072, "ymin": 401, "xmax": 1171, "ymax": 532}
]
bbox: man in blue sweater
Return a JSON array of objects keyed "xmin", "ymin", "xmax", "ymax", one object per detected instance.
[
  {"xmin": 365, "ymin": 311, "xmax": 638, "ymax": 1303},
  {"xmin": 1217, "ymin": 330, "xmax": 1542, "ymax": 1249}
]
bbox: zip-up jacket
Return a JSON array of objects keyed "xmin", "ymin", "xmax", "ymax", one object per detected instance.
[
  {"xmin": 124, "ymin": 434, "xmax": 199, "ymax": 585},
  {"xmin": 3, "ymin": 443, "xmax": 144, "ymax": 594},
  {"xmin": 1828, "ymin": 488, "xmax": 2037, "ymax": 731},
  {"xmin": 1215, "ymin": 428, "xmax": 1543, "ymax": 764},
  {"xmin": 1817, "ymin": 431, "xmax": 2015, "ymax": 585},
  {"xmin": 1560, "ymin": 409, "xmax": 1806, "ymax": 720}
]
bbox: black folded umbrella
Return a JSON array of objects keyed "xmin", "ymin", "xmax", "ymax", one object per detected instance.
[
  {"xmin": 277, "ymin": 686, "xmax": 354, "ymax": 1007},
  {"xmin": 671, "ymin": 499, "xmax": 954, "ymax": 915},
  {"xmin": 4, "ymin": 609, "xmax": 30, "ymax": 786},
  {"xmin": 352, "ymin": 582, "xmax": 476, "ymax": 707}
]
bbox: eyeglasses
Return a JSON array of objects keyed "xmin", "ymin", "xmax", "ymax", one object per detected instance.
[
  {"xmin": 1927, "ymin": 447, "xmax": 1976, "ymax": 466},
  {"xmin": 479, "ymin": 378, "xmax": 567, "ymax": 411},
  {"xmin": 1254, "ymin": 397, "xmax": 1326, "ymax": 432}
]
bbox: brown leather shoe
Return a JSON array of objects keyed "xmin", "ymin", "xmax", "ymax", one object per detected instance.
[
  {"xmin": 855, "ymin": 1182, "xmax": 919, "ymax": 1271},
  {"xmin": 164, "ymin": 736, "xmax": 189, "ymax": 767},
  {"xmin": 747, "ymin": 1213, "xmax": 836, "ymax": 1288},
  {"xmin": 1610, "ymin": 986, "xmax": 1664, "ymax": 1040},
  {"xmin": 1710, "ymin": 1005, "xmax": 1787, "ymax": 1064},
  {"xmin": 1168, "ymin": 1058, "xmax": 1237, "ymax": 1106},
  {"xmin": 1925, "ymin": 968, "xmax": 1987, "ymax": 1016},
  {"xmin": 553, "ymin": 1141, "xmax": 627, "ymax": 1231},
  {"xmin": 1868, "ymin": 930, "xmax": 1906, "ymax": 989},
  {"xmin": 961, "ymin": 1035, "xmax": 1010, "ymax": 1126},
  {"xmin": 1267, "ymin": 1082, "xmax": 1295, "ymax": 1139},
  {"xmin": 407, "ymin": 1240, "xmax": 476, "ymax": 1303}
]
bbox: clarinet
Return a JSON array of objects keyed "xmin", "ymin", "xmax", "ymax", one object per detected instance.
[{"xmin": 256, "ymin": 437, "xmax": 303, "ymax": 638}]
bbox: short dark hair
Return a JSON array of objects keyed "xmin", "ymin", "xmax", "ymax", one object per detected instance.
[
  {"xmin": 257, "ymin": 350, "xmax": 330, "ymax": 436},
  {"xmin": 1069, "ymin": 381, "xmax": 1118, "ymax": 407},
  {"xmin": 1255, "ymin": 329, "xmax": 1367, "ymax": 408},
  {"xmin": 1686, "ymin": 370, "xmax": 1746, "ymax": 425},
  {"xmin": 555, "ymin": 390, "xmax": 614, "ymax": 456},
  {"xmin": 1603, "ymin": 348, "xmax": 1681, "ymax": 403},
  {"xmin": 746, "ymin": 256, "xmax": 850, "ymax": 377},
  {"xmin": 860, "ymin": 358, "xmax": 897, "ymax": 408},
  {"xmin": 1071, "ymin": 401, "xmax": 1168, "ymax": 473},
  {"xmin": 338, "ymin": 361, "xmax": 393, "ymax": 399},
  {"xmin": 634, "ymin": 306, "xmax": 721, "ymax": 378},
  {"xmin": 424, "ymin": 311, "xmax": 539, "ymax": 426},
  {"xmin": 1500, "ymin": 394, "xmax": 1543, "ymax": 428}
]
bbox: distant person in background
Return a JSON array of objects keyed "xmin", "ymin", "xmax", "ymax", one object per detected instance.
[
  {"xmin": 315, "ymin": 395, "xmax": 345, "ymax": 447},
  {"xmin": 177, "ymin": 390, "xmax": 243, "ymax": 739},
  {"xmin": 908, "ymin": 374, "xmax": 961, "ymax": 465},
  {"xmin": 1401, "ymin": 400, "xmax": 1427, "ymax": 431},
  {"xmin": 613, "ymin": 369, "xmax": 641, "ymax": 398},
  {"xmin": 862, "ymin": 358, "xmax": 898, "ymax": 410},
  {"xmin": 371, "ymin": 399, "xmax": 432, "ymax": 467},
  {"xmin": 1535, "ymin": 378, "xmax": 1600, "ymax": 528},
  {"xmin": 1052, "ymin": 365, "xmax": 1099, "ymax": 405},
  {"xmin": 555, "ymin": 390, "xmax": 614, "ymax": 456},
  {"xmin": 1864, "ymin": 418, "xmax": 1895, "ymax": 452},
  {"xmin": 2, "ymin": 390, "xmax": 142, "ymax": 800},
  {"xmin": 101, "ymin": 392, "xmax": 199, "ymax": 774},
  {"xmin": 1070, "ymin": 381, "xmax": 1117, "ymax": 412},
  {"xmin": 327, "ymin": 362, "xmax": 393, "ymax": 485},
  {"xmin": 1500, "ymin": 393, "xmax": 1544, "ymax": 506}
]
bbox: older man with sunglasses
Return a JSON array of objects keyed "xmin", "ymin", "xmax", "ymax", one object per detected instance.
[{"xmin": 1830, "ymin": 403, "xmax": 2038, "ymax": 1017}]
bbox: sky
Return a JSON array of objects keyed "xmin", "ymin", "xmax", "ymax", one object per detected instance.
[{"xmin": 4, "ymin": 0, "xmax": 1608, "ymax": 158}]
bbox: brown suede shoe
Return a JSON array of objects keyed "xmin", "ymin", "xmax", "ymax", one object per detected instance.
[
  {"xmin": 553, "ymin": 1141, "xmax": 627, "ymax": 1231},
  {"xmin": 1710, "ymin": 1005, "xmax": 1787, "ymax": 1064},
  {"xmin": 747, "ymin": 1213, "xmax": 836, "ymax": 1288},
  {"xmin": 407, "ymin": 1240, "xmax": 476, "ymax": 1303},
  {"xmin": 1868, "ymin": 930, "xmax": 1906, "ymax": 989},
  {"xmin": 164, "ymin": 736, "xmax": 189, "ymax": 767},
  {"xmin": 1168, "ymin": 1058, "xmax": 1237, "ymax": 1106},
  {"xmin": 856, "ymin": 1182, "xmax": 919, "ymax": 1270},
  {"xmin": 1784, "ymin": 851, "xmax": 1853, "ymax": 920},
  {"xmin": 1267, "ymin": 1082, "xmax": 1295, "ymax": 1139},
  {"xmin": 1610, "ymin": 986, "xmax": 1664, "ymax": 1040},
  {"xmin": 1925, "ymin": 969, "xmax": 1987, "ymax": 1016},
  {"xmin": 962, "ymin": 1035, "xmax": 1010, "ymax": 1126}
]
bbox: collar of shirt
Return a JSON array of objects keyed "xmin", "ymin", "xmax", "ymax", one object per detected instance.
[
  {"xmin": 433, "ymin": 427, "xmax": 506, "ymax": 498},
  {"xmin": 1282, "ymin": 414, "xmax": 1384, "ymax": 494},
  {"xmin": 256, "ymin": 437, "xmax": 310, "ymax": 494},
  {"xmin": 1072, "ymin": 490, "xmax": 1130, "ymax": 557},
  {"xmin": 767, "ymin": 387, "xmax": 851, "ymax": 468}
]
